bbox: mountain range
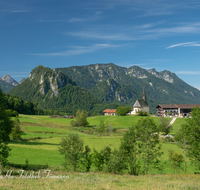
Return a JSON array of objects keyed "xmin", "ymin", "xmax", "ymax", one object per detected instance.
[
  {"xmin": 0, "ymin": 74, "xmax": 26, "ymax": 93},
  {"xmin": 5, "ymin": 63, "xmax": 200, "ymax": 114}
]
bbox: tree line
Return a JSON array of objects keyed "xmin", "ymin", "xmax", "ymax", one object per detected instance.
[
  {"xmin": 60, "ymin": 117, "xmax": 164, "ymax": 175},
  {"xmin": 59, "ymin": 107, "xmax": 200, "ymax": 174}
]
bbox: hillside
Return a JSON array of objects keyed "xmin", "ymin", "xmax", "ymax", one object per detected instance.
[
  {"xmin": 56, "ymin": 63, "xmax": 200, "ymax": 106},
  {"xmin": 9, "ymin": 65, "xmax": 101, "ymax": 114},
  {"xmin": 0, "ymin": 74, "xmax": 26, "ymax": 93},
  {"xmin": 8, "ymin": 63, "xmax": 200, "ymax": 114},
  {"xmin": 90, "ymin": 78, "xmax": 141, "ymax": 103},
  {"xmin": 0, "ymin": 79, "xmax": 15, "ymax": 93}
]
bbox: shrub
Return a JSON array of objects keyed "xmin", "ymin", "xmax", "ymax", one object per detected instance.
[
  {"xmin": 58, "ymin": 133, "xmax": 84, "ymax": 171},
  {"xmin": 5, "ymin": 109, "xmax": 18, "ymax": 117},
  {"xmin": 11, "ymin": 116, "xmax": 22, "ymax": 140}
]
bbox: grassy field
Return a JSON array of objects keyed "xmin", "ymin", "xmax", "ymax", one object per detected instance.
[
  {"xmin": 0, "ymin": 173, "xmax": 200, "ymax": 190},
  {"xmin": 4, "ymin": 114, "xmax": 200, "ymax": 189},
  {"xmin": 7, "ymin": 115, "xmax": 193, "ymax": 173}
]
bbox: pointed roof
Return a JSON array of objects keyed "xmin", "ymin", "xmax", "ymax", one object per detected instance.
[
  {"xmin": 142, "ymin": 86, "xmax": 146, "ymax": 101},
  {"xmin": 133, "ymin": 99, "xmax": 149, "ymax": 108}
]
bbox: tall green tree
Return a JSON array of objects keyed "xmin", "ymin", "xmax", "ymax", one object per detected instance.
[
  {"xmin": 120, "ymin": 126, "xmax": 142, "ymax": 175},
  {"xmin": 120, "ymin": 117, "xmax": 162, "ymax": 175},
  {"xmin": 180, "ymin": 107, "xmax": 200, "ymax": 170},
  {"xmin": 135, "ymin": 117, "xmax": 163, "ymax": 174},
  {"xmin": 58, "ymin": 133, "xmax": 84, "ymax": 171},
  {"xmin": 0, "ymin": 88, "xmax": 13, "ymax": 166},
  {"xmin": 158, "ymin": 117, "xmax": 172, "ymax": 135},
  {"xmin": 11, "ymin": 116, "xmax": 22, "ymax": 140},
  {"xmin": 175, "ymin": 124, "xmax": 189, "ymax": 174}
]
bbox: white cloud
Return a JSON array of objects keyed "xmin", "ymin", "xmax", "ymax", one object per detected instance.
[
  {"xmin": 66, "ymin": 21, "xmax": 200, "ymax": 42},
  {"xmin": 68, "ymin": 17, "xmax": 89, "ymax": 22},
  {"xmin": 166, "ymin": 41, "xmax": 200, "ymax": 49},
  {"xmin": 30, "ymin": 44, "xmax": 125, "ymax": 56},
  {"xmin": 36, "ymin": 19, "xmax": 65, "ymax": 23},
  {"xmin": 11, "ymin": 75, "xmax": 29, "ymax": 78},
  {"xmin": 10, "ymin": 10, "xmax": 31, "ymax": 13},
  {"xmin": 65, "ymin": 32, "xmax": 136, "ymax": 40}
]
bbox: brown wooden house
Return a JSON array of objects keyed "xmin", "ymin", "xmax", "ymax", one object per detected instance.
[{"xmin": 156, "ymin": 104, "xmax": 200, "ymax": 117}]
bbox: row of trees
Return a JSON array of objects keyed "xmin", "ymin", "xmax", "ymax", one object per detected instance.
[
  {"xmin": 60, "ymin": 117, "xmax": 163, "ymax": 175},
  {"xmin": 59, "ymin": 107, "xmax": 200, "ymax": 174},
  {"xmin": 0, "ymin": 89, "xmax": 23, "ymax": 167},
  {"xmin": 4, "ymin": 94, "xmax": 70, "ymax": 116},
  {"xmin": 175, "ymin": 106, "xmax": 200, "ymax": 173}
]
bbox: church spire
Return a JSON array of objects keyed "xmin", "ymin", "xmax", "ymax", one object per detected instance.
[{"xmin": 142, "ymin": 85, "xmax": 146, "ymax": 101}]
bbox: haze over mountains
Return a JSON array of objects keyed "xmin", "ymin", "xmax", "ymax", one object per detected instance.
[{"xmin": 3, "ymin": 63, "xmax": 200, "ymax": 114}]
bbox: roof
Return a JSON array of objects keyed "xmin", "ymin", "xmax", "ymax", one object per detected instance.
[
  {"xmin": 156, "ymin": 104, "xmax": 178, "ymax": 109},
  {"xmin": 176, "ymin": 104, "xmax": 200, "ymax": 109},
  {"xmin": 103, "ymin": 109, "xmax": 116, "ymax": 113},
  {"xmin": 156, "ymin": 104, "xmax": 200, "ymax": 109},
  {"xmin": 133, "ymin": 99, "xmax": 149, "ymax": 108}
]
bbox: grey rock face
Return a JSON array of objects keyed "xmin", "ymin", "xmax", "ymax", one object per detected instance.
[{"xmin": 1, "ymin": 74, "xmax": 18, "ymax": 86}]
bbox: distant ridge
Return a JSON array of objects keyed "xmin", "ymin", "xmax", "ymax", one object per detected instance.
[
  {"xmin": 56, "ymin": 63, "xmax": 200, "ymax": 110},
  {"xmin": 7, "ymin": 63, "xmax": 200, "ymax": 114},
  {"xmin": 9, "ymin": 65, "xmax": 101, "ymax": 114},
  {"xmin": 0, "ymin": 74, "xmax": 26, "ymax": 93},
  {"xmin": 1, "ymin": 74, "xmax": 18, "ymax": 86},
  {"xmin": 18, "ymin": 78, "xmax": 26, "ymax": 84}
]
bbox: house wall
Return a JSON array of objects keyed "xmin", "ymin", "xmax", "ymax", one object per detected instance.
[
  {"xmin": 131, "ymin": 107, "xmax": 149, "ymax": 115},
  {"xmin": 104, "ymin": 113, "xmax": 115, "ymax": 116}
]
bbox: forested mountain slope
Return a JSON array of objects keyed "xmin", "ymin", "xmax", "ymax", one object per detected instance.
[
  {"xmin": 56, "ymin": 63, "xmax": 200, "ymax": 105},
  {"xmin": 9, "ymin": 65, "xmax": 101, "ymax": 114}
]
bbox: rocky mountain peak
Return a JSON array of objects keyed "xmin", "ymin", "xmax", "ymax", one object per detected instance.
[
  {"xmin": 18, "ymin": 78, "xmax": 26, "ymax": 84},
  {"xmin": 1, "ymin": 74, "xmax": 18, "ymax": 86},
  {"xmin": 148, "ymin": 69, "xmax": 174, "ymax": 83}
]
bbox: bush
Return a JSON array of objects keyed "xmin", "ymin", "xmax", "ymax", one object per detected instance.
[
  {"xmin": 168, "ymin": 150, "xmax": 184, "ymax": 174},
  {"xmin": 105, "ymin": 149, "xmax": 127, "ymax": 174},
  {"xmin": 58, "ymin": 133, "xmax": 84, "ymax": 171},
  {"xmin": 70, "ymin": 110, "xmax": 89, "ymax": 127},
  {"xmin": 116, "ymin": 106, "xmax": 132, "ymax": 116},
  {"xmin": 137, "ymin": 111, "xmax": 148, "ymax": 116},
  {"xmin": 5, "ymin": 109, "xmax": 19, "ymax": 117},
  {"xmin": 11, "ymin": 116, "xmax": 22, "ymax": 140}
]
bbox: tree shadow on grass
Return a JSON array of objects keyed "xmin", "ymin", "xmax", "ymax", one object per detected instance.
[
  {"xmin": 7, "ymin": 140, "xmax": 59, "ymax": 146},
  {"xmin": 7, "ymin": 162, "xmax": 48, "ymax": 170}
]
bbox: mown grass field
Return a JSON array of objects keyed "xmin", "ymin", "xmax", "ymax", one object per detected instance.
[
  {"xmin": 0, "ymin": 173, "xmax": 200, "ymax": 190},
  {"xmin": 5, "ymin": 114, "xmax": 200, "ymax": 189},
  {"xmin": 8, "ymin": 115, "xmax": 189, "ymax": 170}
]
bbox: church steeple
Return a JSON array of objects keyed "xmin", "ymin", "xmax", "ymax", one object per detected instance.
[{"xmin": 142, "ymin": 86, "xmax": 146, "ymax": 101}]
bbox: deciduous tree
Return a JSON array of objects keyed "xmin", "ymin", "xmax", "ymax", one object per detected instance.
[
  {"xmin": 135, "ymin": 117, "xmax": 163, "ymax": 174},
  {"xmin": 58, "ymin": 133, "xmax": 84, "ymax": 171},
  {"xmin": 0, "ymin": 88, "xmax": 13, "ymax": 166},
  {"xmin": 116, "ymin": 106, "xmax": 132, "ymax": 116},
  {"xmin": 179, "ymin": 107, "xmax": 200, "ymax": 170}
]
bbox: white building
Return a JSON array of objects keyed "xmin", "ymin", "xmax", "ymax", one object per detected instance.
[{"xmin": 131, "ymin": 86, "xmax": 149, "ymax": 115}]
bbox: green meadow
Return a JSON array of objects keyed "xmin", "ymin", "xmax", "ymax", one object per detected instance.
[
  {"xmin": 7, "ymin": 115, "xmax": 191, "ymax": 172},
  {"xmin": 4, "ymin": 115, "xmax": 200, "ymax": 189}
]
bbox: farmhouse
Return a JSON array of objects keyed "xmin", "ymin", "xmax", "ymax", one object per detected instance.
[
  {"xmin": 131, "ymin": 86, "xmax": 149, "ymax": 115},
  {"xmin": 156, "ymin": 104, "xmax": 200, "ymax": 117},
  {"xmin": 103, "ymin": 109, "xmax": 116, "ymax": 116}
]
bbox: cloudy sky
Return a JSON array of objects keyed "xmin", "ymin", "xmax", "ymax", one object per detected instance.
[{"xmin": 1, "ymin": 0, "xmax": 200, "ymax": 89}]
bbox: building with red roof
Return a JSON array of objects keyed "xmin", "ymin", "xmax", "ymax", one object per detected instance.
[{"xmin": 103, "ymin": 109, "xmax": 116, "ymax": 116}]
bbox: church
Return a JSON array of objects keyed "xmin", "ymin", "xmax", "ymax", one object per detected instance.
[{"xmin": 131, "ymin": 86, "xmax": 150, "ymax": 115}]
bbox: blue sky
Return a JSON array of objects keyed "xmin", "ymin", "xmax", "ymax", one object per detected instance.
[{"xmin": 1, "ymin": 0, "xmax": 200, "ymax": 89}]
